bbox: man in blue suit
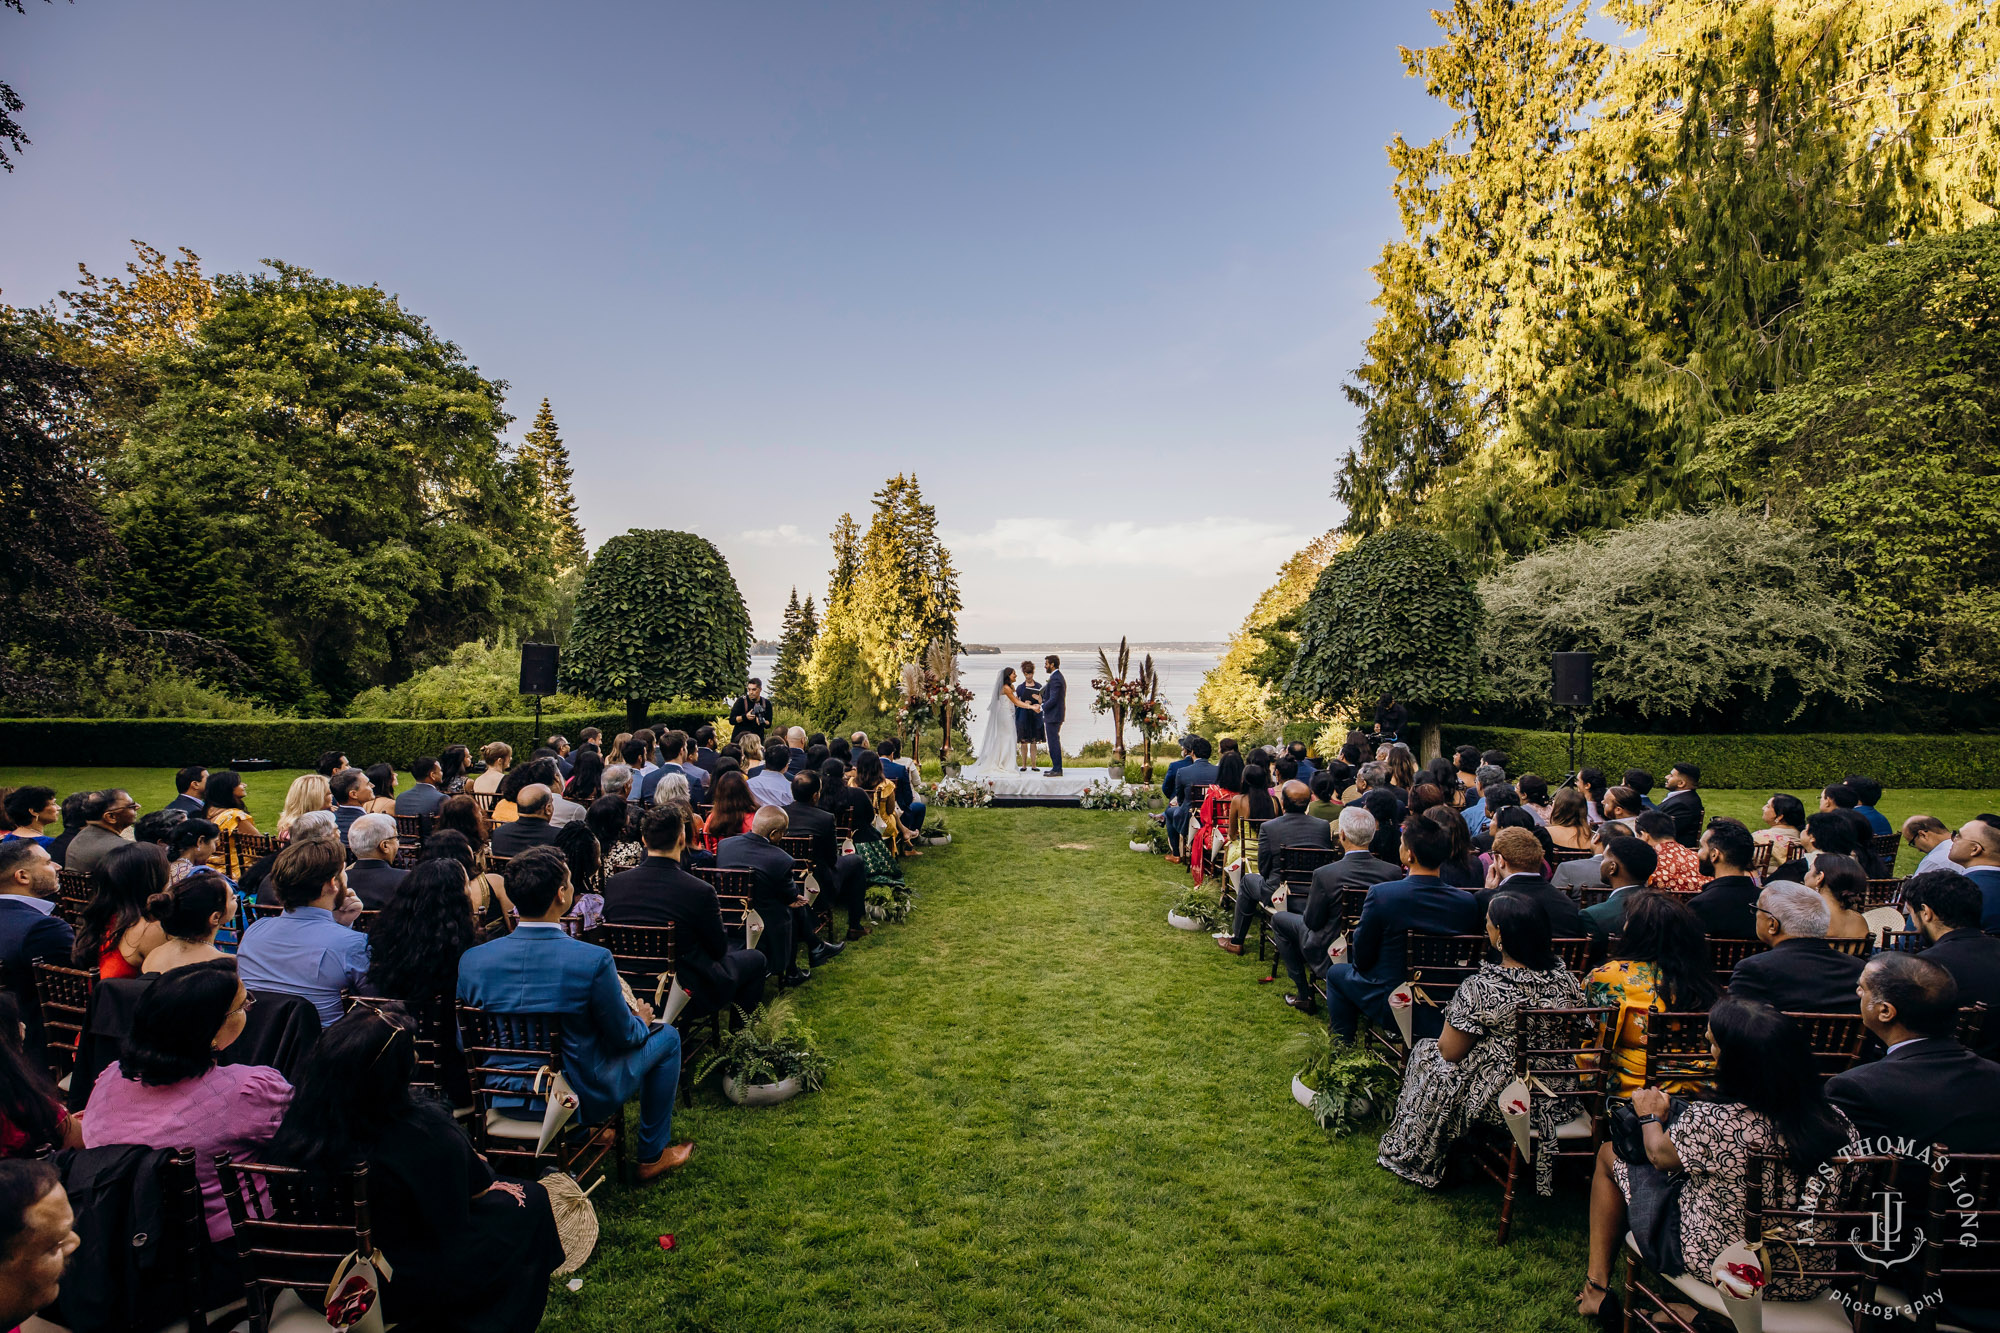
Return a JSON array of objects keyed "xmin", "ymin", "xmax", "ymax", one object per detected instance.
[
  {"xmin": 1322, "ymin": 813, "xmax": 1479, "ymax": 1041},
  {"xmin": 457, "ymin": 847, "xmax": 692, "ymax": 1181},
  {"xmin": 1039, "ymin": 655, "xmax": 1067, "ymax": 776},
  {"xmin": 1162, "ymin": 736, "xmax": 1217, "ymax": 865},
  {"xmin": 0, "ymin": 841, "xmax": 73, "ymax": 1067}
]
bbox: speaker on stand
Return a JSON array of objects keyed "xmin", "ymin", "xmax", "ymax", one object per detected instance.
[
  {"xmin": 1551, "ymin": 652, "xmax": 1594, "ymax": 781},
  {"xmin": 520, "ymin": 643, "xmax": 560, "ymax": 740}
]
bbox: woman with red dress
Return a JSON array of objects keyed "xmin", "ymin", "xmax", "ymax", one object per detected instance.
[
  {"xmin": 72, "ymin": 842, "xmax": 168, "ymax": 979},
  {"xmin": 701, "ymin": 771, "xmax": 757, "ymax": 854}
]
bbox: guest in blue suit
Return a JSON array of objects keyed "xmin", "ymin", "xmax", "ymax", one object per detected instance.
[
  {"xmin": 0, "ymin": 841, "xmax": 74, "ymax": 1067},
  {"xmin": 1323, "ymin": 813, "xmax": 1480, "ymax": 1041},
  {"xmin": 457, "ymin": 847, "xmax": 692, "ymax": 1182},
  {"xmin": 1163, "ymin": 736, "xmax": 1217, "ymax": 864}
]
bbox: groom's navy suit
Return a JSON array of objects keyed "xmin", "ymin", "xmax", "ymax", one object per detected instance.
[{"xmin": 1041, "ymin": 669, "xmax": 1067, "ymax": 775}]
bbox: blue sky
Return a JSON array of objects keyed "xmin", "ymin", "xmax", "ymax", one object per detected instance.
[{"xmin": 3, "ymin": 1, "xmax": 1452, "ymax": 641}]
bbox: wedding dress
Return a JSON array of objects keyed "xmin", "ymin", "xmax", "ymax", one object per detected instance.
[{"xmin": 969, "ymin": 672, "xmax": 1018, "ymax": 774}]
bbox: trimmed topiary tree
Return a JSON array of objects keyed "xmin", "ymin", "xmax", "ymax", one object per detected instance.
[
  {"xmin": 563, "ymin": 530, "xmax": 751, "ymax": 729},
  {"xmin": 1281, "ymin": 527, "xmax": 1482, "ymax": 755}
]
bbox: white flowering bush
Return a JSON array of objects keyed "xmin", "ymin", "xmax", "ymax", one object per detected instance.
[{"xmin": 928, "ymin": 777, "xmax": 993, "ymax": 808}]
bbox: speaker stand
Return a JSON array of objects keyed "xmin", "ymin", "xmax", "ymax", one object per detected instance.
[
  {"xmin": 1561, "ymin": 707, "xmax": 1586, "ymax": 780},
  {"xmin": 533, "ymin": 693, "xmax": 543, "ymax": 745}
]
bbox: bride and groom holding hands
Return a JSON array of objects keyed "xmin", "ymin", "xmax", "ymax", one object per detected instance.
[{"xmin": 975, "ymin": 655, "xmax": 1066, "ymax": 775}]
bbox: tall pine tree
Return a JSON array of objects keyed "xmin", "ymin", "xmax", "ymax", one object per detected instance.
[
  {"xmin": 519, "ymin": 398, "xmax": 587, "ymax": 572},
  {"xmin": 804, "ymin": 513, "xmax": 868, "ymax": 726},
  {"xmin": 770, "ymin": 587, "xmax": 818, "ymax": 712},
  {"xmin": 853, "ymin": 474, "xmax": 962, "ymax": 710}
]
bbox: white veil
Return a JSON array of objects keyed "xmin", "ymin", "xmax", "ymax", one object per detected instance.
[{"xmin": 969, "ymin": 671, "xmax": 1017, "ymax": 774}]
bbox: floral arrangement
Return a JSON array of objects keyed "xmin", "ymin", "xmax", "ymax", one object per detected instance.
[
  {"xmin": 927, "ymin": 776, "xmax": 993, "ymax": 808},
  {"xmin": 1128, "ymin": 815, "xmax": 1169, "ymax": 852},
  {"xmin": 1079, "ymin": 780, "xmax": 1148, "ymax": 811},
  {"xmin": 898, "ymin": 646, "xmax": 976, "ymax": 764}
]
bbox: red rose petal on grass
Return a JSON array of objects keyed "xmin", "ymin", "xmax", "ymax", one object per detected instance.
[{"xmin": 659, "ymin": 1234, "xmax": 676, "ymax": 1251}]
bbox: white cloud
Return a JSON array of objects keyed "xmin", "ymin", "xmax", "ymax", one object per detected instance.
[
  {"xmin": 945, "ymin": 517, "xmax": 1311, "ymax": 577},
  {"xmin": 736, "ymin": 524, "xmax": 815, "ymax": 548}
]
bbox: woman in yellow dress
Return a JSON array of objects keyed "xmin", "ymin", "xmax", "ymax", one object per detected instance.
[
  {"xmin": 1581, "ymin": 891, "xmax": 1720, "ymax": 1095},
  {"xmin": 200, "ymin": 770, "xmax": 261, "ymax": 879}
]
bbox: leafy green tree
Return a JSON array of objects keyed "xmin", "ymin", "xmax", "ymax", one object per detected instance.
[
  {"xmin": 0, "ymin": 0, "xmax": 58, "ymax": 173},
  {"xmin": 348, "ymin": 634, "xmax": 601, "ymax": 719},
  {"xmin": 1477, "ymin": 510, "xmax": 1882, "ymax": 728},
  {"xmin": 770, "ymin": 587, "xmax": 817, "ymax": 713},
  {"xmin": 114, "ymin": 262, "xmax": 558, "ymax": 705},
  {"xmin": 1191, "ymin": 531, "xmax": 1345, "ymax": 740},
  {"xmin": 852, "ymin": 474, "xmax": 961, "ymax": 709},
  {"xmin": 563, "ymin": 529, "xmax": 750, "ymax": 728},
  {"xmin": 1282, "ymin": 528, "xmax": 1482, "ymax": 750},
  {"xmin": 518, "ymin": 398, "xmax": 588, "ymax": 572},
  {"xmin": 805, "ymin": 513, "xmax": 869, "ymax": 729}
]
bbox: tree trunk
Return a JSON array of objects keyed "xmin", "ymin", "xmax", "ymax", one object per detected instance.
[
  {"xmin": 626, "ymin": 698, "xmax": 650, "ymax": 731},
  {"xmin": 1419, "ymin": 720, "xmax": 1442, "ymax": 763}
]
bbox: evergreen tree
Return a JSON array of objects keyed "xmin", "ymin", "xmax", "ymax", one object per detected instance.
[
  {"xmin": 770, "ymin": 587, "xmax": 819, "ymax": 712},
  {"xmin": 853, "ymin": 474, "xmax": 961, "ymax": 711},
  {"xmin": 518, "ymin": 398, "xmax": 587, "ymax": 572},
  {"xmin": 805, "ymin": 513, "xmax": 867, "ymax": 726}
]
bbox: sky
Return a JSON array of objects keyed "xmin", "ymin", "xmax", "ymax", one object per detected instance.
[{"xmin": 2, "ymin": 1, "xmax": 1455, "ymax": 642}]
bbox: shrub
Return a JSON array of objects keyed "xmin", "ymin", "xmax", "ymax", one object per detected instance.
[
  {"xmin": 1438, "ymin": 726, "xmax": 2000, "ymax": 790},
  {"xmin": 564, "ymin": 530, "xmax": 751, "ymax": 724},
  {"xmin": 346, "ymin": 636, "xmax": 604, "ymax": 719}
]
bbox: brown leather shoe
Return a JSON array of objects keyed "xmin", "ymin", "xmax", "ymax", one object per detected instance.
[
  {"xmin": 1217, "ymin": 939, "xmax": 1243, "ymax": 955},
  {"xmin": 637, "ymin": 1142, "xmax": 694, "ymax": 1182}
]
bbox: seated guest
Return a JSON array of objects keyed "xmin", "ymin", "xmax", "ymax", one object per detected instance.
[
  {"xmin": 267, "ymin": 1006, "xmax": 565, "ymax": 1333},
  {"xmin": 362, "ymin": 762, "xmax": 398, "ymax": 815},
  {"xmin": 602, "ymin": 805, "xmax": 767, "ymax": 1015},
  {"xmin": 852, "ymin": 750, "xmax": 920, "ymax": 854},
  {"xmin": 1828, "ymin": 952, "xmax": 2000, "ymax": 1150},
  {"xmin": 1579, "ymin": 836, "xmax": 1658, "ymax": 937},
  {"xmin": 425, "ymin": 807, "xmax": 510, "ymax": 922},
  {"xmin": 817, "ymin": 758, "xmax": 877, "ymax": 839},
  {"xmin": 330, "ymin": 767, "xmax": 374, "ymax": 844},
  {"xmin": 62, "ymin": 788, "xmax": 139, "ymax": 878},
  {"xmin": 1904, "ymin": 870, "xmax": 2000, "ymax": 1055},
  {"xmin": 1584, "ymin": 891, "xmax": 1721, "ymax": 1093},
  {"xmin": 1475, "ymin": 826, "xmax": 1588, "ymax": 939},
  {"xmin": 1600, "ymin": 785, "xmax": 1644, "ymax": 825},
  {"xmin": 1553, "ymin": 819, "xmax": 1632, "ymax": 892},
  {"xmin": 1635, "ymin": 809, "xmax": 1702, "ymax": 892},
  {"xmin": 0, "ymin": 1160, "xmax": 75, "ymax": 1329},
  {"xmin": 1219, "ymin": 781, "xmax": 1335, "ymax": 955},
  {"xmin": 1655, "ymin": 763, "xmax": 1704, "ymax": 847},
  {"xmin": 1727, "ymin": 882, "xmax": 1864, "ymax": 1012},
  {"xmin": 691, "ymin": 725, "xmax": 722, "ymax": 776},
  {"xmin": 43, "ymin": 792, "xmax": 89, "ymax": 869},
  {"xmin": 1622, "ymin": 768, "xmax": 1655, "ymax": 808},
  {"xmin": 1804, "ymin": 852, "xmax": 1872, "ymax": 939},
  {"xmin": 395, "ymin": 756, "xmax": 448, "ymax": 818},
  {"xmin": 1841, "ymin": 772, "xmax": 1891, "ymax": 835},
  {"xmin": 1754, "ymin": 792, "xmax": 1809, "ymax": 863},
  {"xmin": 82, "ymin": 959, "xmax": 293, "ymax": 1246},
  {"xmin": 165, "ymin": 817, "xmax": 223, "ymax": 885},
  {"xmin": 546, "ymin": 763, "xmax": 589, "ymax": 828},
  {"xmin": 1162, "ymin": 736, "xmax": 1218, "ymax": 864},
  {"xmin": 490, "ymin": 785, "xmax": 563, "ymax": 857},
  {"xmin": 368, "ymin": 858, "xmax": 478, "ymax": 1005},
  {"xmin": 457, "ymin": 847, "xmax": 691, "ymax": 1182},
  {"xmin": 554, "ymin": 821, "xmax": 606, "ymax": 929},
  {"xmin": 472, "ymin": 741, "xmax": 512, "ymax": 795},
  {"xmin": 1515, "ymin": 774, "xmax": 1551, "ymax": 825},
  {"xmin": 1904, "ymin": 814, "xmax": 1961, "ymax": 877},
  {"xmin": 564, "ymin": 750, "xmax": 606, "ymax": 806},
  {"xmin": 133, "ymin": 808, "xmax": 187, "ymax": 849},
  {"xmin": 720, "ymin": 806, "xmax": 832, "ymax": 986},
  {"xmin": 0, "ymin": 788, "xmax": 56, "ymax": 850},
  {"xmin": 244, "ymin": 810, "xmax": 334, "ymax": 903},
  {"xmin": 878, "ymin": 738, "xmax": 926, "ymax": 836},
  {"xmin": 1770, "ymin": 808, "xmax": 1885, "ymax": 883},
  {"xmin": 602, "ymin": 762, "xmax": 635, "ymax": 807},
  {"xmin": 1421, "ymin": 804, "xmax": 1484, "ymax": 889},
  {"xmin": 275, "ymin": 774, "xmax": 332, "ymax": 839},
  {"xmin": 1461, "ymin": 764, "xmax": 1503, "ymax": 835},
  {"xmin": 1306, "ymin": 770, "xmax": 1342, "ymax": 823},
  {"xmin": 1377, "ymin": 892, "xmax": 1585, "ymax": 1194},
  {"xmin": 0, "ymin": 993, "xmax": 78, "ymax": 1157},
  {"xmin": 0, "ymin": 841, "xmax": 74, "ymax": 1065},
  {"xmin": 1818, "ymin": 782, "xmax": 1879, "ymax": 857},
  {"xmin": 346, "ymin": 813, "xmax": 408, "ymax": 909},
  {"xmin": 235, "ymin": 837, "xmax": 368, "ymax": 1025},
  {"xmin": 588, "ymin": 794, "xmax": 644, "ymax": 878},
  {"xmin": 1950, "ymin": 814, "xmax": 2000, "ymax": 930},
  {"xmin": 1545, "ymin": 789, "xmax": 1593, "ymax": 851},
  {"xmin": 701, "ymin": 771, "xmax": 758, "ymax": 854},
  {"xmin": 781, "ymin": 772, "xmax": 870, "ymax": 942},
  {"xmin": 1686, "ymin": 819, "xmax": 1761, "ymax": 939},
  {"xmin": 140, "ymin": 870, "xmax": 235, "ymax": 973},
  {"xmin": 489, "ymin": 763, "xmax": 536, "ymax": 823},
  {"xmin": 1269, "ymin": 806, "xmax": 1399, "ymax": 1013},
  {"xmin": 74, "ymin": 842, "xmax": 169, "ymax": 979},
  {"xmin": 1576, "ymin": 998, "xmax": 1854, "ymax": 1320},
  {"xmin": 747, "ymin": 742, "xmax": 796, "ymax": 808},
  {"xmin": 1322, "ymin": 816, "xmax": 1480, "ymax": 1041},
  {"xmin": 167, "ymin": 766, "xmax": 208, "ymax": 817}
]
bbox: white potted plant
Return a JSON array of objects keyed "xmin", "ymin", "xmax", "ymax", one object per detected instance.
[
  {"xmin": 1128, "ymin": 816, "xmax": 1168, "ymax": 854},
  {"xmin": 922, "ymin": 811, "xmax": 951, "ymax": 847},
  {"xmin": 1284, "ymin": 1028, "xmax": 1398, "ymax": 1133},
  {"xmin": 1167, "ymin": 883, "xmax": 1223, "ymax": 932},
  {"xmin": 694, "ymin": 997, "xmax": 833, "ymax": 1107}
]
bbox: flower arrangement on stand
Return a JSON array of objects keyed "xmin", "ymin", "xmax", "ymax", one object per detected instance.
[
  {"xmin": 1127, "ymin": 656, "xmax": 1175, "ymax": 785},
  {"xmin": 899, "ymin": 642, "xmax": 975, "ymax": 768},
  {"xmin": 1079, "ymin": 781, "xmax": 1148, "ymax": 811},
  {"xmin": 1090, "ymin": 637, "xmax": 1140, "ymax": 768}
]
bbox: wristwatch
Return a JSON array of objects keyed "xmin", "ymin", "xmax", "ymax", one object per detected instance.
[{"xmin": 1637, "ymin": 1114, "xmax": 1661, "ymax": 1126}]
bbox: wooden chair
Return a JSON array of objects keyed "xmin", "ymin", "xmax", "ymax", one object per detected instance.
[
  {"xmin": 1624, "ymin": 1150, "xmax": 1902, "ymax": 1333},
  {"xmin": 1914, "ymin": 1148, "xmax": 2000, "ymax": 1323},
  {"xmin": 32, "ymin": 960, "xmax": 93, "ymax": 1085},
  {"xmin": 1462, "ymin": 1005, "xmax": 1613, "ymax": 1244},
  {"xmin": 247, "ymin": 901, "xmax": 283, "ymax": 924},
  {"xmin": 469, "ymin": 790, "xmax": 499, "ymax": 816},
  {"xmin": 456, "ymin": 1004, "xmax": 621, "ymax": 1190},
  {"xmin": 1749, "ymin": 840, "xmax": 1775, "ymax": 874},
  {"xmin": 1826, "ymin": 935, "xmax": 1874, "ymax": 959},
  {"xmin": 1862, "ymin": 877, "xmax": 1905, "ymax": 910},
  {"xmin": 691, "ymin": 866, "xmax": 757, "ymax": 941},
  {"xmin": 1551, "ymin": 937, "xmax": 1599, "ymax": 974},
  {"xmin": 393, "ymin": 812, "xmax": 431, "ymax": 844},
  {"xmin": 1878, "ymin": 928, "xmax": 1925, "ymax": 954},
  {"xmin": 1783, "ymin": 1011, "xmax": 1870, "ymax": 1077},
  {"xmin": 1709, "ymin": 936, "xmax": 1769, "ymax": 988},
  {"xmin": 1368, "ymin": 934, "xmax": 1489, "ymax": 1070},
  {"xmin": 52, "ymin": 869, "xmax": 90, "ymax": 925},
  {"xmin": 216, "ymin": 1158, "xmax": 374, "ymax": 1333},
  {"xmin": 1578, "ymin": 885, "xmax": 1615, "ymax": 909},
  {"xmin": 589, "ymin": 920, "xmax": 720, "ymax": 1083},
  {"xmin": 1255, "ymin": 846, "xmax": 1345, "ymax": 972},
  {"xmin": 1640, "ymin": 1010, "xmax": 1719, "ymax": 1095},
  {"xmin": 222, "ymin": 831, "xmax": 275, "ymax": 881},
  {"xmin": 1871, "ymin": 830, "xmax": 1903, "ymax": 871},
  {"xmin": 1547, "ymin": 846, "xmax": 1595, "ymax": 866}
]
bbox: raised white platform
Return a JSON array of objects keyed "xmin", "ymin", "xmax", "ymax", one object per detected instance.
[{"xmin": 957, "ymin": 767, "xmax": 1114, "ymax": 801}]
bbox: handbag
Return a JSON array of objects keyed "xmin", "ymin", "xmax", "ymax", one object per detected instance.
[{"xmin": 1609, "ymin": 1097, "xmax": 1688, "ymax": 1276}]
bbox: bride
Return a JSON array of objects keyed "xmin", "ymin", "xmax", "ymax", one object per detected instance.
[{"xmin": 971, "ymin": 667, "xmax": 1038, "ymax": 774}]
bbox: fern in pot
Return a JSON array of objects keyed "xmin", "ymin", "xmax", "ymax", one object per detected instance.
[
  {"xmin": 1129, "ymin": 816, "xmax": 1169, "ymax": 854},
  {"xmin": 1284, "ymin": 1027, "xmax": 1398, "ymax": 1134},
  {"xmin": 1167, "ymin": 882, "xmax": 1223, "ymax": 931},
  {"xmin": 694, "ymin": 996, "xmax": 833, "ymax": 1106}
]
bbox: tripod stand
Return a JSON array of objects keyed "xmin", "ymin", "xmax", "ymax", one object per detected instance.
[{"xmin": 1558, "ymin": 706, "xmax": 1588, "ymax": 786}]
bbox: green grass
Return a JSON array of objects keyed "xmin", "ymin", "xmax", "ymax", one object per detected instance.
[{"xmin": 0, "ymin": 768, "xmax": 316, "ymax": 830}]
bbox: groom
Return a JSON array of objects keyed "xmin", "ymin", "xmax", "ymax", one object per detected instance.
[{"xmin": 1040, "ymin": 654, "xmax": 1066, "ymax": 776}]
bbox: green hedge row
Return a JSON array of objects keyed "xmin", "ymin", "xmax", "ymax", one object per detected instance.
[
  {"xmin": 1438, "ymin": 727, "xmax": 2000, "ymax": 790},
  {"xmin": 0, "ymin": 708, "xmax": 731, "ymax": 770}
]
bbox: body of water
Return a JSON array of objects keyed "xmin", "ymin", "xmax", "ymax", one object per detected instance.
[{"xmin": 745, "ymin": 647, "xmax": 1221, "ymax": 759}]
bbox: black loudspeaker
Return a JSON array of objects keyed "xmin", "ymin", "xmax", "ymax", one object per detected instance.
[
  {"xmin": 519, "ymin": 642, "xmax": 560, "ymax": 696},
  {"xmin": 1552, "ymin": 652, "xmax": 1594, "ymax": 708}
]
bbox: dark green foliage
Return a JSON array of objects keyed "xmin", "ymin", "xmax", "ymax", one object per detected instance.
[
  {"xmin": 563, "ymin": 530, "xmax": 750, "ymax": 717},
  {"xmin": 1282, "ymin": 528, "xmax": 1482, "ymax": 717},
  {"xmin": 0, "ymin": 708, "xmax": 725, "ymax": 769},
  {"xmin": 518, "ymin": 398, "xmax": 587, "ymax": 573},
  {"xmin": 769, "ymin": 588, "xmax": 817, "ymax": 713},
  {"xmin": 1440, "ymin": 727, "xmax": 2000, "ymax": 790}
]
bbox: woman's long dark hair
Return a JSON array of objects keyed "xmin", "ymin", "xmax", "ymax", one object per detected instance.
[
  {"xmin": 1615, "ymin": 891, "xmax": 1721, "ymax": 1012},
  {"xmin": 1768, "ymin": 793, "xmax": 1806, "ymax": 831},
  {"xmin": 1709, "ymin": 996, "xmax": 1851, "ymax": 1170},
  {"xmin": 438, "ymin": 745, "xmax": 471, "ymax": 790},
  {"xmin": 705, "ymin": 771, "xmax": 755, "ymax": 837},
  {"xmin": 75, "ymin": 842, "xmax": 167, "ymax": 966},
  {"xmin": 120, "ymin": 959, "xmax": 238, "ymax": 1086},
  {"xmin": 432, "ymin": 795, "xmax": 488, "ymax": 850},
  {"xmin": 268, "ymin": 1007, "xmax": 430, "ymax": 1173},
  {"xmin": 556, "ymin": 820, "xmax": 601, "ymax": 894},
  {"xmin": 853, "ymin": 750, "xmax": 885, "ymax": 792},
  {"xmin": 566, "ymin": 751, "xmax": 606, "ymax": 803},
  {"xmin": 0, "ymin": 994, "xmax": 63, "ymax": 1155},
  {"xmin": 1241, "ymin": 765, "xmax": 1275, "ymax": 819},
  {"xmin": 585, "ymin": 795, "xmax": 632, "ymax": 855},
  {"xmin": 367, "ymin": 860, "xmax": 475, "ymax": 1001},
  {"xmin": 1214, "ymin": 753, "xmax": 1245, "ymax": 796},
  {"xmin": 1813, "ymin": 853, "xmax": 1868, "ymax": 913},
  {"xmin": 200, "ymin": 771, "xmax": 246, "ymax": 813},
  {"xmin": 1420, "ymin": 803, "xmax": 1476, "ymax": 872},
  {"xmin": 1487, "ymin": 891, "xmax": 1557, "ymax": 970},
  {"xmin": 817, "ymin": 760, "xmax": 848, "ymax": 811},
  {"xmin": 144, "ymin": 869, "xmax": 232, "ymax": 942},
  {"xmin": 496, "ymin": 763, "xmax": 537, "ymax": 805}
]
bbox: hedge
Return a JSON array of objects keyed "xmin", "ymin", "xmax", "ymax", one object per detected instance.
[
  {"xmin": 1439, "ymin": 727, "xmax": 2000, "ymax": 791},
  {"xmin": 0, "ymin": 708, "xmax": 731, "ymax": 770}
]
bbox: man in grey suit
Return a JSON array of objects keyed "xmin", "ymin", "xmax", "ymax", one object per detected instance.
[
  {"xmin": 1552, "ymin": 820, "xmax": 1632, "ymax": 892},
  {"xmin": 1221, "ymin": 782, "xmax": 1334, "ymax": 954},
  {"xmin": 1268, "ymin": 806, "xmax": 1400, "ymax": 1012}
]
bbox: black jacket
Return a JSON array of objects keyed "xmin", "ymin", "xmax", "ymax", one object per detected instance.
[
  {"xmin": 783, "ymin": 801, "xmax": 840, "ymax": 883},
  {"xmin": 1686, "ymin": 874, "xmax": 1761, "ymax": 940},
  {"xmin": 1256, "ymin": 811, "xmax": 1334, "ymax": 880},
  {"xmin": 1655, "ymin": 788, "xmax": 1705, "ymax": 847},
  {"xmin": 1167, "ymin": 759, "xmax": 1218, "ymax": 804},
  {"xmin": 346, "ymin": 858, "xmax": 409, "ymax": 910},
  {"xmin": 602, "ymin": 857, "xmax": 742, "ymax": 1009},
  {"xmin": 1475, "ymin": 874, "xmax": 1590, "ymax": 940},
  {"xmin": 1299, "ymin": 850, "xmax": 1402, "ymax": 961},
  {"xmin": 1922, "ymin": 928, "xmax": 2000, "ymax": 1056},
  {"xmin": 393, "ymin": 783, "xmax": 446, "ymax": 817},
  {"xmin": 1726, "ymin": 938, "xmax": 1864, "ymax": 1013},
  {"xmin": 53, "ymin": 1144, "xmax": 179, "ymax": 1333},
  {"xmin": 489, "ymin": 817, "xmax": 562, "ymax": 857},
  {"xmin": 717, "ymin": 832, "xmax": 800, "ymax": 907},
  {"xmin": 1827, "ymin": 1038, "xmax": 2000, "ymax": 1151},
  {"xmin": 729, "ymin": 695, "xmax": 773, "ymax": 738}
]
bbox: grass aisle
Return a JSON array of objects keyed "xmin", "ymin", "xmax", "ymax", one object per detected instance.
[{"xmin": 545, "ymin": 808, "xmax": 1590, "ymax": 1331}]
